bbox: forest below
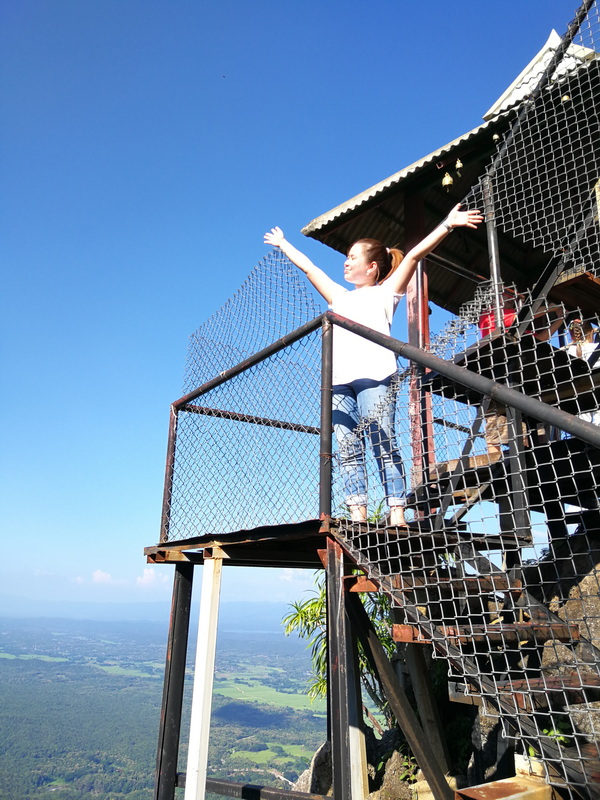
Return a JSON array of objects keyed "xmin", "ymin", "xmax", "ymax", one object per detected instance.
[{"xmin": 0, "ymin": 615, "xmax": 326, "ymax": 799}]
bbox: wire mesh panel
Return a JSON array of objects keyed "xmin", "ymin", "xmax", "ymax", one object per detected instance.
[
  {"xmin": 335, "ymin": 314, "xmax": 600, "ymax": 797},
  {"xmin": 165, "ymin": 252, "xmax": 323, "ymax": 540},
  {"xmin": 168, "ymin": 353, "xmax": 322, "ymax": 539},
  {"xmin": 490, "ymin": 13, "xmax": 600, "ymax": 268},
  {"xmin": 184, "ymin": 251, "xmax": 322, "ymax": 392}
]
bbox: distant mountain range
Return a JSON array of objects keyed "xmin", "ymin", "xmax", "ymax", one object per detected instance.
[{"xmin": 0, "ymin": 593, "xmax": 291, "ymax": 631}]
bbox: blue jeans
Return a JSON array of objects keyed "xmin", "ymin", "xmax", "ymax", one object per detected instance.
[{"xmin": 332, "ymin": 376, "xmax": 406, "ymax": 509}]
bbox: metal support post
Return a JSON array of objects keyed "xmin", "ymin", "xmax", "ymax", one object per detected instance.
[
  {"xmin": 160, "ymin": 406, "xmax": 179, "ymax": 543},
  {"xmin": 154, "ymin": 562, "xmax": 194, "ymax": 800},
  {"xmin": 405, "ymin": 193, "xmax": 435, "ymax": 487},
  {"xmin": 503, "ymin": 407, "xmax": 530, "ymax": 568},
  {"xmin": 346, "ymin": 593, "xmax": 369, "ymax": 798},
  {"xmin": 408, "ymin": 260, "xmax": 436, "ymax": 488},
  {"xmin": 184, "ymin": 553, "xmax": 224, "ymax": 800},
  {"xmin": 346, "ymin": 591, "xmax": 454, "ymax": 800},
  {"xmin": 326, "ymin": 538, "xmax": 352, "ymax": 800},
  {"xmin": 403, "ymin": 644, "xmax": 450, "ymax": 775},
  {"xmin": 415, "ymin": 260, "xmax": 436, "ymax": 480},
  {"xmin": 482, "ymin": 175, "xmax": 504, "ymax": 333},
  {"xmin": 320, "ymin": 317, "xmax": 333, "ymax": 519}
]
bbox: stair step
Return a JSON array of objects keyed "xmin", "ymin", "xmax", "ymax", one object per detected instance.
[
  {"xmin": 392, "ymin": 621, "xmax": 579, "ymax": 645},
  {"xmin": 342, "ymin": 523, "xmax": 530, "ymax": 549},
  {"xmin": 564, "ymin": 508, "xmax": 600, "ymax": 525},
  {"xmin": 421, "ymin": 441, "xmax": 600, "ymax": 512},
  {"xmin": 429, "ymin": 454, "xmax": 503, "ymax": 479},
  {"xmin": 391, "ymin": 574, "xmax": 522, "ymax": 595},
  {"xmin": 496, "ymin": 674, "xmax": 600, "ymax": 710},
  {"xmin": 450, "ymin": 673, "xmax": 600, "ymax": 711},
  {"xmin": 343, "ymin": 574, "xmax": 521, "ymax": 596}
]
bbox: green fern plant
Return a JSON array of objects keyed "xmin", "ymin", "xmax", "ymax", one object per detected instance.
[{"xmin": 282, "ymin": 572, "xmax": 395, "ymax": 726}]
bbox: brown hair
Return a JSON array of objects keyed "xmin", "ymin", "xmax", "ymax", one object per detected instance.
[
  {"xmin": 568, "ymin": 318, "xmax": 597, "ymax": 342},
  {"xmin": 351, "ymin": 238, "xmax": 404, "ymax": 283}
]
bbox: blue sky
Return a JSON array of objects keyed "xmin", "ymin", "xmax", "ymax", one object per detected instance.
[{"xmin": 1, "ymin": 0, "xmax": 573, "ymax": 611}]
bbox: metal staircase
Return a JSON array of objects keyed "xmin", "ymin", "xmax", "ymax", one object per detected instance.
[{"xmin": 331, "ymin": 355, "xmax": 600, "ymax": 798}]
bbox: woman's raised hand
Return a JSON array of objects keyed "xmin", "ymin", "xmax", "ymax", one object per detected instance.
[
  {"xmin": 262, "ymin": 225, "xmax": 338, "ymax": 303},
  {"xmin": 446, "ymin": 203, "xmax": 484, "ymax": 230},
  {"xmin": 264, "ymin": 226, "xmax": 285, "ymax": 248}
]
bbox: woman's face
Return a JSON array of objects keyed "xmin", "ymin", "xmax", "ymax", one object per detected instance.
[{"xmin": 344, "ymin": 243, "xmax": 377, "ymax": 287}]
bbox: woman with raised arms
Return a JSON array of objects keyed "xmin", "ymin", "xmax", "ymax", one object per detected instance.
[{"xmin": 265, "ymin": 204, "xmax": 482, "ymax": 526}]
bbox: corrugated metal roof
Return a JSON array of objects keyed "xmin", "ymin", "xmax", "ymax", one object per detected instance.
[
  {"xmin": 301, "ymin": 118, "xmax": 502, "ymax": 237},
  {"xmin": 483, "ymin": 30, "xmax": 598, "ymax": 120},
  {"xmin": 302, "ymin": 28, "xmax": 583, "ymax": 238}
]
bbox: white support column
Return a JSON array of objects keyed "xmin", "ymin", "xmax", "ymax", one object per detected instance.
[{"xmin": 184, "ymin": 554, "xmax": 223, "ymax": 800}]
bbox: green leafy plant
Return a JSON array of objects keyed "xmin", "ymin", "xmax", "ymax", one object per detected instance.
[
  {"xmin": 282, "ymin": 572, "xmax": 395, "ymax": 726},
  {"xmin": 397, "ymin": 749, "xmax": 419, "ymax": 783},
  {"xmin": 527, "ymin": 720, "xmax": 573, "ymax": 757},
  {"xmin": 282, "ymin": 577, "xmax": 328, "ymax": 702}
]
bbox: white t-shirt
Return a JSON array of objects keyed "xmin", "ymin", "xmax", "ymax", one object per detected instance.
[
  {"xmin": 329, "ymin": 283, "xmax": 403, "ymax": 385},
  {"xmin": 567, "ymin": 341, "xmax": 599, "ymax": 363},
  {"xmin": 567, "ymin": 341, "xmax": 600, "ymax": 424}
]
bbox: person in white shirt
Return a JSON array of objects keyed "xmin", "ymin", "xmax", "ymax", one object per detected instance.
[
  {"xmin": 566, "ymin": 317, "xmax": 600, "ymax": 425},
  {"xmin": 264, "ymin": 204, "xmax": 482, "ymax": 526}
]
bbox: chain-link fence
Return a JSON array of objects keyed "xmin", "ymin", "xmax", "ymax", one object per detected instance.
[
  {"xmin": 335, "ymin": 298, "xmax": 600, "ymax": 796},
  {"xmin": 162, "ymin": 251, "xmax": 323, "ymax": 541}
]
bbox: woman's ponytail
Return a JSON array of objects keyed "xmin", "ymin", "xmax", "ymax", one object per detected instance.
[
  {"xmin": 386, "ymin": 247, "xmax": 404, "ymax": 280},
  {"xmin": 352, "ymin": 238, "xmax": 404, "ymax": 283}
]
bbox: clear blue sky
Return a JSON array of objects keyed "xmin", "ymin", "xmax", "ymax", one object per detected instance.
[{"xmin": 1, "ymin": 0, "xmax": 573, "ymax": 610}]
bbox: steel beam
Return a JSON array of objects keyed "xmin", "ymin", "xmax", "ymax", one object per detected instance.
[
  {"xmin": 320, "ymin": 318, "xmax": 333, "ymax": 519},
  {"xmin": 154, "ymin": 563, "xmax": 194, "ymax": 800},
  {"xmin": 345, "ymin": 591, "xmax": 453, "ymax": 800},
  {"xmin": 326, "ymin": 538, "xmax": 352, "ymax": 800}
]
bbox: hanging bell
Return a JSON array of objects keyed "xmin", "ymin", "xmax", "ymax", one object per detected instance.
[
  {"xmin": 455, "ymin": 158, "xmax": 463, "ymax": 177},
  {"xmin": 442, "ymin": 172, "xmax": 454, "ymax": 192}
]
